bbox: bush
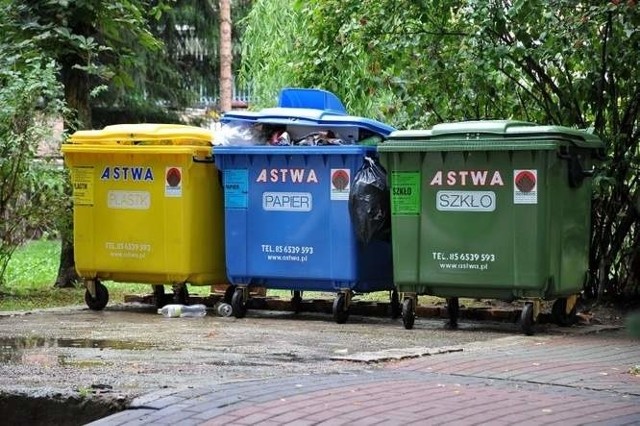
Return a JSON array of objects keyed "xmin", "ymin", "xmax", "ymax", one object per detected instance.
[{"xmin": 0, "ymin": 49, "xmax": 66, "ymax": 286}]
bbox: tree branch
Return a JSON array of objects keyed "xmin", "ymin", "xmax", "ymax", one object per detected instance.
[
  {"xmin": 561, "ymin": 63, "xmax": 584, "ymax": 126},
  {"xmin": 619, "ymin": 84, "xmax": 640, "ymax": 147},
  {"xmin": 595, "ymin": 11, "xmax": 613, "ymax": 131}
]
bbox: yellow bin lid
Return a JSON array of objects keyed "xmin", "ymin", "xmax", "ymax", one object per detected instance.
[{"xmin": 66, "ymin": 123, "xmax": 213, "ymax": 146}]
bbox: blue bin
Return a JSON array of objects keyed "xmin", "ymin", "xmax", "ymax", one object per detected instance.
[{"xmin": 214, "ymin": 89, "xmax": 397, "ymax": 322}]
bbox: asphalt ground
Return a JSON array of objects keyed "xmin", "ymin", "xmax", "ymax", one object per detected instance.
[{"xmin": 88, "ymin": 319, "xmax": 639, "ymax": 426}]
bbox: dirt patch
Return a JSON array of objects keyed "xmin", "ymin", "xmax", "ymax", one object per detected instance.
[
  {"xmin": 453, "ymin": 297, "xmax": 631, "ymax": 327},
  {"xmin": 0, "ymin": 392, "xmax": 126, "ymax": 426}
]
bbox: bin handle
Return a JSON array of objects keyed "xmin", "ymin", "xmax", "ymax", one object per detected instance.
[
  {"xmin": 193, "ymin": 156, "xmax": 215, "ymax": 164},
  {"xmin": 557, "ymin": 148, "xmax": 594, "ymax": 188}
]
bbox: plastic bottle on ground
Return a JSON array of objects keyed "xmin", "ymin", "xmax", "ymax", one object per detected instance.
[{"xmin": 157, "ymin": 304, "xmax": 207, "ymax": 318}]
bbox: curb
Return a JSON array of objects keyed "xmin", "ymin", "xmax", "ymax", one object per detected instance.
[{"xmin": 122, "ymin": 294, "xmax": 585, "ymax": 325}]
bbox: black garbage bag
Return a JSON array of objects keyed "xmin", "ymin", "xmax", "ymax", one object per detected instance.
[{"xmin": 348, "ymin": 156, "xmax": 391, "ymax": 244}]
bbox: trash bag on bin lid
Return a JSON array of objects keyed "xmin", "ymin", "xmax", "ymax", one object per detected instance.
[{"xmin": 349, "ymin": 156, "xmax": 391, "ymax": 244}]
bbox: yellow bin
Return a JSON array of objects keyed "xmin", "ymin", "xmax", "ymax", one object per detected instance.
[{"xmin": 61, "ymin": 124, "xmax": 226, "ymax": 310}]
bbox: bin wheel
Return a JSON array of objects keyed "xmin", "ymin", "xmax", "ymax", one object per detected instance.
[
  {"xmin": 445, "ymin": 297, "xmax": 459, "ymax": 329},
  {"xmin": 390, "ymin": 289, "xmax": 401, "ymax": 319},
  {"xmin": 223, "ymin": 285, "xmax": 236, "ymax": 304},
  {"xmin": 173, "ymin": 284, "xmax": 189, "ymax": 305},
  {"xmin": 332, "ymin": 293, "xmax": 349, "ymax": 324},
  {"xmin": 402, "ymin": 298, "xmax": 415, "ymax": 330},
  {"xmin": 520, "ymin": 303, "xmax": 535, "ymax": 336},
  {"xmin": 153, "ymin": 285, "xmax": 166, "ymax": 309},
  {"xmin": 291, "ymin": 291, "xmax": 303, "ymax": 314},
  {"xmin": 231, "ymin": 288, "xmax": 247, "ymax": 318},
  {"xmin": 85, "ymin": 280, "xmax": 109, "ymax": 311},
  {"xmin": 552, "ymin": 298, "xmax": 577, "ymax": 327}
]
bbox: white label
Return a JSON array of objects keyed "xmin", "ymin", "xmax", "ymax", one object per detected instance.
[
  {"xmin": 436, "ymin": 190, "xmax": 496, "ymax": 212},
  {"xmin": 107, "ymin": 190, "xmax": 151, "ymax": 210},
  {"xmin": 262, "ymin": 192, "xmax": 312, "ymax": 212}
]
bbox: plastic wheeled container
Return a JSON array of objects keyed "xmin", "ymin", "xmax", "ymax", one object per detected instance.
[
  {"xmin": 377, "ymin": 120, "xmax": 604, "ymax": 335},
  {"xmin": 213, "ymin": 88, "xmax": 397, "ymax": 323},
  {"xmin": 61, "ymin": 124, "xmax": 227, "ymax": 310}
]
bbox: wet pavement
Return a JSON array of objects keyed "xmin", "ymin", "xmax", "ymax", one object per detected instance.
[
  {"xmin": 0, "ymin": 304, "xmax": 510, "ymax": 398},
  {"xmin": 0, "ymin": 304, "xmax": 638, "ymax": 425},
  {"xmin": 92, "ymin": 329, "xmax": 640, "ymax": 426}
]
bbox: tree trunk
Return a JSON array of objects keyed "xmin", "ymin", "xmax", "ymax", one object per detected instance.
[
  {"xmin": 219, "ymin": 0, "xmax": 233, "ymax": 112},
  {"xmin": 55, "ymin": 226, "xmax": 77, "ymax": 288},
  {"xmin": 54, "ymin": 62, "xmax": 90, "ymax": 288}
]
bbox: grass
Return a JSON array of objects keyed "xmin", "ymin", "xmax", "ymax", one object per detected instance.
[
  {"xmin": 0, "ymin": 239, "xmax": 211, "ymax": 311},
  {"xmin": 0, "ymin": 239, "xmax": 83, "ymax": 311},
  {"xmin": 2, "ymin": 239, "xmax": 480, "ymax": 312},
  {"xmin": 0, "ymin": 240, "xmax": 309, "ymax": 311}
]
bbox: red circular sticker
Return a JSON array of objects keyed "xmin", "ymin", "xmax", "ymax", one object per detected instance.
[
  {"xmin": 515, "ymin": 171, "xmax": 536, "ymax": 193},
  {"xmin": 331, "ymin": 170, "xmax": 349, "ymax": 190},
  {"xmin": 166, "ymin": 167, "xmax": 181, "ymax": 187}
]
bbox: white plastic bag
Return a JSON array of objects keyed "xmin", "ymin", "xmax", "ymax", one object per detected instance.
[{"xmin": 215, "ymin": 122, "xmax": 265, "ymax": 146}]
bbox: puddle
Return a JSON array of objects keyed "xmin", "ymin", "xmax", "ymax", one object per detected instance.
[{"xmin": 0, "ymin": 336, "xmax": 157, "ymax": 365}]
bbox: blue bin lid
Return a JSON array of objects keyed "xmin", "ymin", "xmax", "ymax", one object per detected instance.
[
  {"xmin": 221, "ymin": 88, "xmax": 396, "ymax": 137},
  {"xmin": 256, "ymin": 107, "xmax": 344, "ymax": 123},
  {"xmin": 277, "ymin": 87, "xmax": 347, "ymax": 114}
]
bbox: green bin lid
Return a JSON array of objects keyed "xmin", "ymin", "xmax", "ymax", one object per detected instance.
[{"xmin": 380, "ymin": 120, "xmax": 604, "ymax": 152}]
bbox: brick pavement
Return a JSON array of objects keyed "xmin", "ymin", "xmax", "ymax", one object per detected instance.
[{"xmin": 90, "ymin": 330, "xmax": 640, "ymax": 426}]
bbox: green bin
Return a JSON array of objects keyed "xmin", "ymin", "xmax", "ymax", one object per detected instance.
[{"xmin": 378, "ymin": 120, "xmax": 604, "ymax": 334}]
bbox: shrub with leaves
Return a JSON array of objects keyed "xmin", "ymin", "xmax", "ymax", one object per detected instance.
[
  {"xmin": 241, "ymin": 0, "xmax": 640, "ymax": 300},
  {"xmin": 0, "ymin": 47, "xmax": 66, "ymax": 286}
]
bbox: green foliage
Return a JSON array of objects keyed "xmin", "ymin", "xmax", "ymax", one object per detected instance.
[
  {"xmin": 0, "ymin": 0, "xmax": 181, "ymax": 128},
  {"xmin": 241, "ymin": 0, "xmax": 640, "ymax": 298},
  {"xmin": 0, "ymin": 35, "xmax": 66, "ymax": 286},
  {"xmin": 3, "ymin": 0, "xmax": 256, "ymax": 120},
  {"xmin": 3, "ymin": 240, "xmax": 62, "ymax": 289},
  {"xmin": 1, "ymin": 239, "xmax": 83, "ymax": 310},
  {"xmin": 91, "ymin": 105, "xmax": 182, "ymax": 128},
  {"xmin": 291, "ymin": 0, "xmax": 404, "ymax": 121},
  {"xmin": 457, "ymin": 0, "xmax": 640, "ymax": 298},
  {"xmin": 238, "ymin": 0, "xmax": 303, "ymax": 107},
  {"xmin": 115, "ymin": 0, "xmax": 255, "ymax": 110},
  {"xmin": 241, "ymin": 0, "xmax": 527, "ymax": 126}
]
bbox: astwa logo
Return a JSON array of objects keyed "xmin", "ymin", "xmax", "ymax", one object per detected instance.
[
  {"xmin": 256, "ymin": 168, "xmax": 318, "ymax": 184},
  {"xmin": 101, "ymin": 166, "xmax": 154, "ymax": 181}
]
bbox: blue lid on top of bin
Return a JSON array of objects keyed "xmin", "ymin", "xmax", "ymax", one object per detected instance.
[
  {"xmin": 256, "ymin": 107, "xmax": 344, "ymax": 123},
  {"xmin": 221, "ymin": 88, "xmax": 396, "ymax": 137},
  {"xmin": 277, "ymin": 87, "xmax": 347, "ymax": 114},
  {"xmin": 381, "ymin": 120, "xmax": 603, "ymax": 151}
]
